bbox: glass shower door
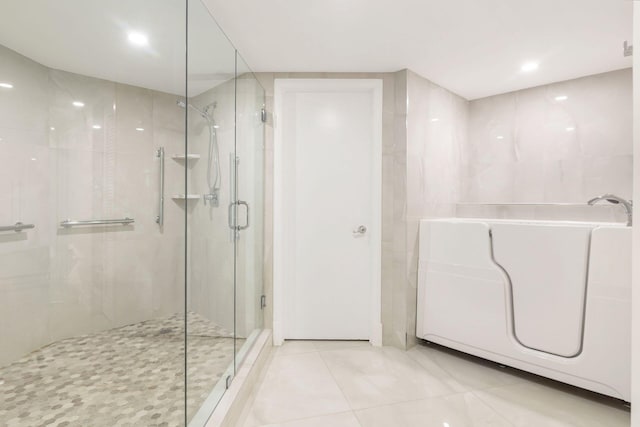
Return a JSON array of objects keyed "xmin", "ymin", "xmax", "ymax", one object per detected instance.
[
  {"xmin": 185, "ymin": 14, "xmax": 266, "ymax": 423},
  {"xmin": 0, "ymin": 1, "xmax": 188, "ymax": 425},
  {"xmin": 233, "ymin": 54, "xmax": 265, "ymax": 369},
  {"xmin": 185, "ymin": 0, "xmax": 238, "ymax": 423}
]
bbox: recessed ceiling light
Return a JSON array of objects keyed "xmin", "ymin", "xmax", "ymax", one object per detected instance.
[
  {"xmin": 555, "ymin": 95, "xmax": 568, "ymax": 101},
  {"xmin": 0, "ymin": 82, "xmax": 13, "ymax": 89},
  {"xmin": 496, "ymin": 135, "xmax": 505, "ymax": 140},
  {"xmin": 50, "ymin": 127, "xmax": 55, "ymax": 131},
  {"xmin": 213, "ymin": 125, "xmax": 220, "ymax": 129},
  {"xmin": 566, "ymin": 126, "xmax": 575, "ymax": 132},
  {"xmin": 92, "ymin": 125, "xmax": 102, "ymax": 129},
  {"xmin": 128, "ymin": 32, "xmax": 149, "ymax": 47},
  {"xmin": 431, "ymin": 118, "xmax": 440, "ymax": 122},
  {"xmin": 72, "ymin": 101, "xmax": 84, "ymax": 107},
  {"xmin": 135, "ymin": 127, "xmax": 144, "ymax": 132},
  {"xmin": 31, "ymin": 157, "xmax": 37, "ymax": 161},
  {"xmin": 521, "ymin": 61, "xmax": 539, "ymax": 72}
]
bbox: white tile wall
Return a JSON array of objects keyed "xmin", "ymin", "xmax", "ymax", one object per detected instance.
[
  {"xmin": 462, "ymin": 68, "xmax": 632, "ymax": 216},
  {"xmin": 0, "ymin": 44, "xmax": 185, "ymax": 366},
  {"xmin": 405, "ymin": 70, "xmax": 469, "ymax": 346}
]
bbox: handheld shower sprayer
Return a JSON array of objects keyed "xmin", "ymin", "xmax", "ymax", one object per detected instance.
[{"xmin": 177, "ymin": 99, "xmax": 221, "ymax": 207}]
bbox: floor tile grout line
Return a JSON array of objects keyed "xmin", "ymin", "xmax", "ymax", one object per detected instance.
[
  {"xmin": 349, "ymin": 389, "xmax": 486, "ymax": 413},
  {"xmin": 407, "ymin": 346, "xmax": 529, "ymax": 392},
  {"xmin": 272, "ymin": 349, "xmax": 319, "ymax": 357},
  {"xmin": 271, "ymin": 341, "xmax": 324, "ymax": 357},
  {"xmin": 316, "ymin": 347, "xmax": 364, "ymax": 426},
  {"xmin": 405, "ymin": 348, "xmax": 477, "ymax": 391},
  {"xmin": 467, "ymin": 388, "xmax": 520, "ymax": 427},
  {"xmin": 254, "ymin": 410, "xmax": 359, "ymax": 427},
  {"xmin": 312, "ymin": 341, "xmax": 371, "ymax": 352},
  {"xmin": 316, "ymin": 344, "xmax": 466, "ymax": 413},
  {"xmin": 244, "ymin": 346, "xmax": 352, "ymax": 427},
  {"xmin": 240, "ymin": 349, "xmax": 280, "ymax": 427}
]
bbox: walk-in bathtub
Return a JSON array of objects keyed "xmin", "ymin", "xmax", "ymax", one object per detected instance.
[{"xmin": 416, "ymin": 218, "xmax": 631, "ymax": 401}]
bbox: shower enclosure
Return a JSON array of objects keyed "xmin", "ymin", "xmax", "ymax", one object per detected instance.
[{"xmin": 0, "ymin": 0, "xmax": 265, "ymax": 425}]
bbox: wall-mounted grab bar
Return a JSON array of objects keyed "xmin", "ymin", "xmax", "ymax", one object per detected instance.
[
  {"xmin": 60, "ymin": 218, "xmax": 134, "ymax": 228},
  {"xmin": 0, "ymin": 222, "xmax": 35, "ymax": 232},
  {"xmin": 156, "ymin": 147, "xmax": 165, "ymax": 226}
]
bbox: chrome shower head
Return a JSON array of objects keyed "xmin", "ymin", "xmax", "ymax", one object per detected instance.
[
  {"xmin": 176, "ymin": 99, "xmax": 216, "ymax": 126},
  {"xmin": 203, "ymin": 101, "xmax": 217, "ymax": 114}
]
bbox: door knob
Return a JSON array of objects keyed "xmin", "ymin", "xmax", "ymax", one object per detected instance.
[{"xmin": 352, "ymin": 225, "xmax": 367, "ymax": 235}]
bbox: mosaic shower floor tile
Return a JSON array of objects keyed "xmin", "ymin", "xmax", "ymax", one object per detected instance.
[{"xmin": 0, "ymin": 313, "xmax": 241, "ymax": 427}]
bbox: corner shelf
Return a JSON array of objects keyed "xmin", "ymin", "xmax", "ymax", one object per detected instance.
[
  {"xmin": 172, "ymin": 154, "xmax": 200, "ymax": 161},
  {"xmin": 171, "ymin": 194, "xmax": 200, "ymax": 200}
]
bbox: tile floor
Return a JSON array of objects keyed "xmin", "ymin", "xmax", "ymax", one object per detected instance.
[
  {"xmin": 0, "ymin": 312, "xmax": 241, "ymax": 427},
  {"xmin": 241, "ymin": 341, "xmax": 630, "ymax": 427}
]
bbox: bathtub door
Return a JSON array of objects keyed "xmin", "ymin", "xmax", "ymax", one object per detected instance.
[{"xmin": 273, "ymin": 79, "xmax": 382, "ymax": 343}]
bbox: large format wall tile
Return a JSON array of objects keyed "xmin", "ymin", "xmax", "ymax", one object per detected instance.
[
  {"xmin": 0, "ymin": 45, "xmax": 49, "ymax": 143},
  {"xmin": 405, "ymin": 70, "xmax": 468, "ymax": 347},
  {"xmin": 0, "ymin": 45, "xmax": 185, "ymax": 367},
  {"xmin": 463, "ymin": 68, "xmax": 632, "ymax": 206}
]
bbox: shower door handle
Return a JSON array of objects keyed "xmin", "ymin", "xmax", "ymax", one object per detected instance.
[
  {"xmin": 227, "ymin": 200, "xmax": 250, "ymax": 231},
  {"xmin": 237, "ymin": 200, "xmax": 249, "ymax": 231}
]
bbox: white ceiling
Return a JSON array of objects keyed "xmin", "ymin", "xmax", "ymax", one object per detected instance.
[
  {"xmin": 0, "ymin": 0, "xmax": 238, "ymax": 96},
  {"xmin": 0, "ymin": 0, "xmax": 632, "ymax": 100},
  {"xmin": 203, "ymin": 0, "xmax": 633, "ymax": 100}
]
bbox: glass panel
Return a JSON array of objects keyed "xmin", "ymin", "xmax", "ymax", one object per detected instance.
[
  {"xmin": 185, "ymin": 0, "xmax": 238, "ymax": 423},
  {"xmin": 234, "ymin": 53, "xmax": 265, "ymax": 367},
  {"xmin": 0, "ymin": 1, "xmax": 187, "ymax": 425}
]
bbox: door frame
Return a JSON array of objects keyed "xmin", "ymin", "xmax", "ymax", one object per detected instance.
[{"xmin": 272, "ymin": 78, "xmax": 383, "ymax": 346}]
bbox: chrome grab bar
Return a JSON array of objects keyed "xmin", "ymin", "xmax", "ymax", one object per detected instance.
[
  {"xmin": 0, "ymin": 222, "xmax": 35, "ymax": 232},
  {"xmin": 155, "ymin": 147, "xmax": 165, "ymax": 226},
  {"xmin": 60, "ymin": 218, "xmax": 134, "ymax": 228}
]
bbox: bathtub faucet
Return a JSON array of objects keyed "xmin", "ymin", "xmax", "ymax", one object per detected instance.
[{"xmin": 587, "ymin": 194, "xmax": 633, "ymax": 226}]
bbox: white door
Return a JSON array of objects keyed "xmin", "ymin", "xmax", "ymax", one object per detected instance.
[{"xmin": 274, "ymin": 79, "xmax": 382, "ymax": 342}]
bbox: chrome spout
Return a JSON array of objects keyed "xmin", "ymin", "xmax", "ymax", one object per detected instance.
[{"xmin": 587, "ymin": 194, "xmax": 633, "ymax": 226}]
